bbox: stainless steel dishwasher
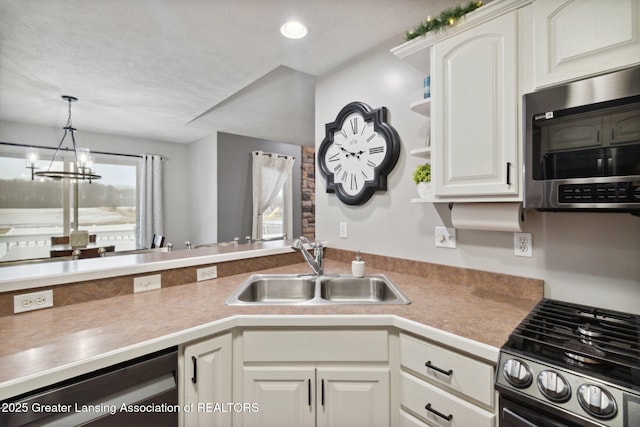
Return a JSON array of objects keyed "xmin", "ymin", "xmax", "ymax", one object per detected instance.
[{"xmin": 1, "ymin": 347, "xmax": 178, "ymax": 427}]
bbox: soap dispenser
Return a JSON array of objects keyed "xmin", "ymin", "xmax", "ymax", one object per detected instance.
[{"xmin": 352, "ymin": 251, "xmax": 365, "ymax": 278}]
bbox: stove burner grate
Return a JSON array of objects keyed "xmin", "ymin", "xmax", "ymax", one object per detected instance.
[{"xmin": 506, "ymin": 298, "xmax": 640, "ymax": 389}]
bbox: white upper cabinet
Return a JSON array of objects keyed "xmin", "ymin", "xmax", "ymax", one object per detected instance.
[
  {"xmin": 392, "ymin": 0, "xmax": 532, "ymax": 202},
  {"xmin": 432, "ymin": 10, "xmax": 520, "ymax": 198},
  {"xmin": 533, "ymin": 0, "xmax": 640, "ymax": 88}
]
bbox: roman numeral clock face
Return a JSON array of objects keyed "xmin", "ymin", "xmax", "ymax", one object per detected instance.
[{"xmin": 318, "ymin": 102, "xmax": 400, "ymax": 205}]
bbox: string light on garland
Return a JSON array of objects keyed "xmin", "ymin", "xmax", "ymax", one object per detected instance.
[{"xmin": 405, "ymin": 1, "xmax": 483, "ymax": 41}]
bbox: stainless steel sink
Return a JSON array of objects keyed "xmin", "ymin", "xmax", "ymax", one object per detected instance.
[
  {"xmin": 225, "ymin": 274, "xmax": 410, "ymax": 305},
  {"xmin": 235, "ymin": 276, "xmax": 315, "ymax": 303},
  {"xmin": 320, "ymin": 276, "xmax": 401, "ymax": 302}
]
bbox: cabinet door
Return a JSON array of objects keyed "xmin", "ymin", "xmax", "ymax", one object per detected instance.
[
  {"xmin": 432, "ymin": 11, "xmax": 518, "ymax": 198},
  {"xmin": 533, "ymin": 0, "xmax": 640, "ymax": 88},
  {"xmin": 183, "ymin": 333, "xmax": 233, "ymax": 427},
  {"xmin": 316, "ymin": 367, "xmax": 389, "ymax": 427},
  {"xmin": 242, "ymin": 367, "xmax": 315, "ymax": 427}
]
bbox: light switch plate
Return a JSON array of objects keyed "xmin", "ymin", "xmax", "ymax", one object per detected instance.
[
  {"xmin": 339, "ymin": 222, "xmax": 348, "ymax": 238},
  {"xmin": 435, "ymin": 226, "xmax": 456, "ymax": 249}
]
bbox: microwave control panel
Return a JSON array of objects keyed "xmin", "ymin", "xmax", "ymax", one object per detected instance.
[{"xmin": 558, "ymin": 182, "xmax": 640, "ymax": 204}]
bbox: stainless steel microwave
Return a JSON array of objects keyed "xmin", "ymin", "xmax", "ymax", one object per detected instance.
[{"xmin": 523, "ymin": 66, "xmax": 640, "ymax": 214}]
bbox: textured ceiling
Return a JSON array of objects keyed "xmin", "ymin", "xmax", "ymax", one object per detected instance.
[{"xmin": 0, "ymin": 0, "xmax": 458, "ymax": 146}]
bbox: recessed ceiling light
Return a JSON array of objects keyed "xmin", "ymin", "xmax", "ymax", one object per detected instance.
[{"xmin": 280, "ymin": 21, "xmax": 308, "ymax": 39}]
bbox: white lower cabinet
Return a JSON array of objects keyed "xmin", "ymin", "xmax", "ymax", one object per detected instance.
[
  {"xmin": 181, "ymin": 333, "xmax": 233, "ymax": 427},
  {"xmin": 399, "ymin": 409, "xmax": 431, "ymax": 427},
  {"xmin": 242, "ymin": 366, "xmax": 390, "ymax": 427},
  {"xmin": 238, "ymin": 328, "xmax": 390, "ymax": 427},
  {"xmin": 399, "ymin": 333, "xmax": 496, "ymax": 427},
  {"xmin": 400, "ymin": 372, "xmax": 493, "ymax": 427},
  {"xmin": 243, "ymin": 366, "xmax": 315, "ymax": 427},
  {"xmin": 178, "ymin": 328, "xmax": 498, "ymax": 427},
  {"xmin": 317, "ymin": 367, "xmax": 390, "ymax": 427}
]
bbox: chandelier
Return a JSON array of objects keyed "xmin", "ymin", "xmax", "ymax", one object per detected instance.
[{"xmin": 29, "ymin": 95, "xmax": 101, "ymax": 182}]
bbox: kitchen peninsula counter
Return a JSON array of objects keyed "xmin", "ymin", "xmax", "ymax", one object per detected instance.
[
  {"xmin": 0, "ymin": 259, "xmax": 542, "ymax": 400},
  {"xmin": 0, "ymin": 240, "xmax": 298, "ymax": 292}
]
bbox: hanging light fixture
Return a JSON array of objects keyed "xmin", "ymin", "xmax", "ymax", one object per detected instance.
[{"xmin": 32, "ymin": 95, "xmax": 101, "ymax": 182}]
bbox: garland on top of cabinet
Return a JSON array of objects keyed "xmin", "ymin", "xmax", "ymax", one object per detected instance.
[{"xmin": 405, "ymin": 1, "xmax": 484, "ymax": 41}]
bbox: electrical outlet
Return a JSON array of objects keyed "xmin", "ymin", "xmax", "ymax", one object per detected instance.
[
  {"xmin": 339, "ymin": 222, "xmax": 348, "ymax": 238},
  {"xmin": 133, "ymin": 274, "xmax": 161, "ymax": 293},
  {"xmin": 197, "ymin": 266, "xmax": 218, "ymax": 281},
  {"xmin": 14, "ymin": 290, "xmax": 53, "ymax": 314},
  {"xmin": 514, "ymin": 232, "xmax": 533, "ymax": 257},
  {"xmin": 435, "ymin": 226, "xmax": 456, "ymax": 249}
]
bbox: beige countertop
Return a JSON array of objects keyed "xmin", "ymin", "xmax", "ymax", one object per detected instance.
[{"xmin": 0, "ymin": 259, "xmax": 542, "ymax": 400}]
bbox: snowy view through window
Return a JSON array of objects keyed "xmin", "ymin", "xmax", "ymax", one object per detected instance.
[{"xmin": 0, "ymin": 155, "xmax": 138, "ymax": 261}]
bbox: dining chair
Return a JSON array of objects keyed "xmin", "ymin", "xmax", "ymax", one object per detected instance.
[
  {"xmin": 51, "ymin": 234, "xmax": 97, "ymax": 245},
  {"xmin": 50, "ymin": 248, "xmax": 73, "ymax": 258},
  {"xmin": 78, "ymin": 245, "xmax": 115, "ymax": 258},
  {"xmin": 50, "ymin": 245, "xmax": 115, "ymax": 259},
  {"xmin": 151, "ymin": 234, "xmax": 166, "ymax": 248},
  {"xmin": 50, "ymin": 236, "xmax": 69, "ymax": 245}
]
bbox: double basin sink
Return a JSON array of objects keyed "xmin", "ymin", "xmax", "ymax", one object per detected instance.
[{"xmin": 225, "ymin": 274, "xmax": 410, "ymax": 306}]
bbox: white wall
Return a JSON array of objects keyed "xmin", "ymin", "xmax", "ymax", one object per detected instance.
[
  {"xmin": 0, "ymin": 120, "xmax": 192, "ymax": 247},
  {"xmin": 315, "ymin": 41, "xmax": 640, "ymax": 314},
  {"xmin": 187, "ymin": 132, "xmax": 218, "ymax": 246}
]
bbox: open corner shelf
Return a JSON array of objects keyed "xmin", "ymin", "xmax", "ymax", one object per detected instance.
[
  {"xmin": 409, "ymin": 98, "xmax": 431, "ymax": 116},
  {"xmin": 410, "ymin": 147, "xmax": 431, "ymax": 159}
]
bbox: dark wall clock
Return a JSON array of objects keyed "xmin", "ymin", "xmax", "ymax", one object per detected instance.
[{"xmin": 318, "ymin": 101, "xmax": 401, "ymax": 205}]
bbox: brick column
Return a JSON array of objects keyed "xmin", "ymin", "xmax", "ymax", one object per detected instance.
[{"xmin": 301, "ymin": 146, "xmax": 315, "ymax": 239}]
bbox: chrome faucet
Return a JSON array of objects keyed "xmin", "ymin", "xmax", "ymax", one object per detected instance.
[{"xmin": 291, "ymin": 237, "xmax": 324, "ymax": 276}]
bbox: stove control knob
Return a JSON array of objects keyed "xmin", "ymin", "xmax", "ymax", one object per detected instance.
[
  {"xmin": 577, "ymin": 384, "xmax": 617, "ymax": 419},
  {"xmin": 502, "ymin": 359, "xmax": 532, "ymax": 388},
  {"xmin": 537, "ymin": 370, "xmax": 570, "ymax": 402}
]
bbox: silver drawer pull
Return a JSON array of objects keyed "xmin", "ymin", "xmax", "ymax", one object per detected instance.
[
  {"xmin": 425, "ymin": 403, "xmax": 453, "ymax": 421},
  {"xmin": 425, "ymin": 360, "xmax": 453, "ymax": 376}
]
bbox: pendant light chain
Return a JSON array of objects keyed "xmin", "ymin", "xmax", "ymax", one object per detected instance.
[{"xmin": 32, "ymin": 95, "xmax": 101, "ymax": 182}]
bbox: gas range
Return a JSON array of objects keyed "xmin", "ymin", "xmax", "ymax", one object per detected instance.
[{"xmin": 495, "ymin": 298, "xmax": 640, "ymax": 427}]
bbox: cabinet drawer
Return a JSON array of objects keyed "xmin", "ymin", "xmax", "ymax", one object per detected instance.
[
  {"xmin": 243, "ymin": 329, "xmax": 388, "ymax": 362},
  {"xmin": 399, "ymin": 409, "xmax": 430, "ymax": 427},
  {"xmin": 400, "ymin": 372, "xmax": 494, "ymax": 427},
  {"xmin": 399, "ymin": 333, "xmax": 494, "ymax": 406}
]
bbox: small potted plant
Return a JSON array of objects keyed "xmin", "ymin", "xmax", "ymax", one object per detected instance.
[{"xmin": 412, "ymin": 163, "xmax": 432, "ymax": 199}]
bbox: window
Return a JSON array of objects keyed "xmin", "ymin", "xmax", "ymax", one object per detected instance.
[
  {"xmin": 0, "ymin": 148, "xmax": 138, "ymax": 262},
  {"xmin": 261, "ymin": 179, "xmax": 293, "ymax": 240},
  {"xmin": 251, "ymin": 152, "xmax": 294, "ymax": 241}
]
